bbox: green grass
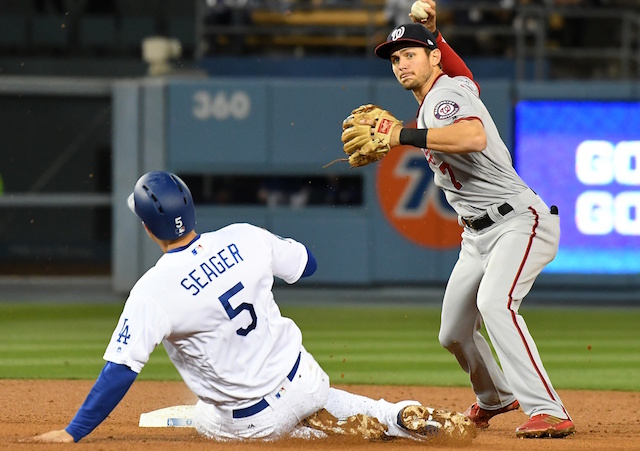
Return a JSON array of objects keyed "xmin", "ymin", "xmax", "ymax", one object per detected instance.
[{"xmin": 1, "ymin": 303, "xmax": 639, "ymax": 391}]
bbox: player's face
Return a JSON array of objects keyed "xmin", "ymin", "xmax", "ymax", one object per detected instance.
[{"xmin": 390, "ymin": 47, "xmax": 436, "ymax": 92}]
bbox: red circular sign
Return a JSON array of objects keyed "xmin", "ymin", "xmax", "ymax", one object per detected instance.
[{"xmin": 376, "ymin": 143, "xmax": 462, "ymax": 249}]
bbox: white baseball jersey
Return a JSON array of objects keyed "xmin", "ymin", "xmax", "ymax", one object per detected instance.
[
  {"xmin": 418, "ymin": 74, "xmax": 529, "ymax": 218},
  {"xmin": 103, "ymin": 223, "xmax": 306, "ymax": 407}
]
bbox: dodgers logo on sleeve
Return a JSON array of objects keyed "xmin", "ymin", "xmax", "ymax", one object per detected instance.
[
  {"xmin": 117, "ymin": 318, "xmax": 131, "ymax": 349},
  {"xmin": 434, "ymin": 100, "xmax": 459, "ymax": 120}
]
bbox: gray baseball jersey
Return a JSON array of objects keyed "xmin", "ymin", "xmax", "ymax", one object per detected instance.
[
  {"xmin": 418, "ymin": 74, "xmax": 529, "ymax": 218},
  {"xmin": 417, "ymin": 73, "xmax": 570, "ymax": 420}
]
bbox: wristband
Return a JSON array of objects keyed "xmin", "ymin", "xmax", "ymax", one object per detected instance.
[
  {"xmin": 399, "ymin": 128, "xmax": 428, "ymax": 149},
  {"xmin": 433, "ymin": 28, "xmax": 440, "ymax": 39}
]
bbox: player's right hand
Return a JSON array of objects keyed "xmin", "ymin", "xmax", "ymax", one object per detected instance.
[
  {"xmin": 28, "ymin": 429, "xmax": 74, "ymax": 443},
  {"xmin": 410, "ymin": 0, "xmax": 437, "ymax": 34}
]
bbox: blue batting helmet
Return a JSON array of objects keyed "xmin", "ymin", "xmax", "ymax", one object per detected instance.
[{"xmin": 127, "ymin": 171, "xmax": 196, "ymax": 240}]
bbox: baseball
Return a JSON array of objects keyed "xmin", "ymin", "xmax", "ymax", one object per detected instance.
[{"xmin": 411, "ymin": 1, "xmax": 432, "ymax": 22}]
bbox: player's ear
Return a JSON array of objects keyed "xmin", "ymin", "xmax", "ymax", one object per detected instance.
[{"xmin": 429, "ymin": 48, "xmax": 442, "ymax": 67}]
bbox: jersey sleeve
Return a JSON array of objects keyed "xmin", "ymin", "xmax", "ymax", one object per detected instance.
[
  {"xmin": 103, "ymin": 293, "xmax": 172, "ymax": 373},
  {"xmin": 423, "ymin": 85, "xmax": 480, "ymax": 129},
  {"xmin": 65, "ymin": 362, "xmax": 137, "ymax": 442},
  {"xmin": 259, "ymin": 228, "xmax": 308, "ymax": 284}
]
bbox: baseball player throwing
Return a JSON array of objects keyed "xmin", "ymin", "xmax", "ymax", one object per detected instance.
[
  {"xmin": 31, "ymin": 171, "xmax": 475, "ymax": 443},
  {"xmin": 340, "ymin": 0, "xmax": 575, "ymax": 439}
]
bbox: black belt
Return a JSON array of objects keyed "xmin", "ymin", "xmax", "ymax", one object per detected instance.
[
  {"xmin": 462, "ymin": 203, "xmax": 513, "ymax": 230},
  {"xmin": 232, "ymin": 352, "xmax": 301, "ymax": 419}
]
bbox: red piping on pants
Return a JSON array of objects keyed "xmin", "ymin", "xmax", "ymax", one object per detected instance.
[{"xmin": 506, "ymin": 207, "xmax": 558, "ymax": 403}]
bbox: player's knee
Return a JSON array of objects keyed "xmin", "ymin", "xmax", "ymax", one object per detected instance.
[
  {"xmin": 438, "ymin": 329, "xmax": 463, "ymax": 352},
  {"xmin": 476, "ymin": 293, "xmax": 512, "ymax": 318}
]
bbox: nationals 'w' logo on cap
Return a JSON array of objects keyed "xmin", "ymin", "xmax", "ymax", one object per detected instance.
[
  {"xmin": 391, "ymin": 26, "xmax": 406, "ymax": 41},
  {"xmin": 375, "ymin": 23, "xmax": 438, "ymax": 60}
]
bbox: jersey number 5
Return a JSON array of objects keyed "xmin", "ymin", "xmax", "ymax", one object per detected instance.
[{"xmin": 218, "ymin": 282, "xmax": 257, "ymax": 336}]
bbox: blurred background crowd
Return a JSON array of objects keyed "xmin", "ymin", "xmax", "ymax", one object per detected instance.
[
  {"xmin": 0, "ymin": 0, "xmax": 639, "ymax": 279},
  {"xmin": 1, "ymin": 0, "xmax": 639, "ymax": 79}
]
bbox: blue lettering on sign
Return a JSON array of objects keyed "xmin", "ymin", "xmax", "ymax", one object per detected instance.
[
  {"xmin": 393, "ymin": 153, "xmax": 433, "ymax": 215},
  {"xmin": 117, "ymin": 318, "xmax": 131, "ymax": 345},
  {"xmin": 515, "ymin": 101, "xmax": 640, "ymax": 274}
]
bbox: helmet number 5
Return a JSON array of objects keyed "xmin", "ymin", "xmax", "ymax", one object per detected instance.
[{"xmin": 218, "ymin": 282, "xmax": 257, "ymax": 336}]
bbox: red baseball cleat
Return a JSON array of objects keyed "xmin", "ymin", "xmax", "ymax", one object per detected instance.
[
  {"xmin": 463, "ymin": 400, "xmax": 520, "ymax": 429},
  {"xmin": 515, "ymin": 414, "xmax": 575, "ymax": 438}
]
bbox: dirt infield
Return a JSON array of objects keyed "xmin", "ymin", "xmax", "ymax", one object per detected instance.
[{"xmin": 1, "ymin": 380, "xmax": 638, "ymax": 450}]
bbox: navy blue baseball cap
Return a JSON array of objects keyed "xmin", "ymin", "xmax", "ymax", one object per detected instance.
[{"xmin": 374, "ymin": 23, "xmax": 438, "ymax": 60}]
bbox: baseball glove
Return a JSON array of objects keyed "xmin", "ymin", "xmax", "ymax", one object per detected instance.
[{"xmin": 325, "ymin": 104, "xmax": 402, "ymax": 168}]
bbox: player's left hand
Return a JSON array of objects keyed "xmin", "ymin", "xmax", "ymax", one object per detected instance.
[
  {"xmin": 338, "ymin": 104, "xmax": 403, "ymax": 168},
  {"xmin": 28, "ymin": 429, "xmax": 74, "ymax": 443}
]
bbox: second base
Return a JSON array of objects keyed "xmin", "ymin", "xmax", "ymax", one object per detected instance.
[{"xmin": 138, "ymin": 405, "xmax": 196, "ymax": 428}]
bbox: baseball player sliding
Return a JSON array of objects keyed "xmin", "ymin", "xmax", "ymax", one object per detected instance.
[
  {"xmin": 339, "ymin": 0, "xmax": 575, "ymax": 439},
  {"xmin": 31, "ymin": 171, "xmax": 475, "ymax": 443}
]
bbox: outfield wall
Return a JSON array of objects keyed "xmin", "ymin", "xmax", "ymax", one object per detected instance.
[{"xmin": 111, "ymin": 77, "xmax": 640, "ymax": 295}]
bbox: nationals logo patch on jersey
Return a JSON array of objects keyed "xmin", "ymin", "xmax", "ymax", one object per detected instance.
[{"xmin": 434, "ymin": 100, "xmax": 459, "ymax": 120}]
